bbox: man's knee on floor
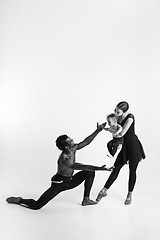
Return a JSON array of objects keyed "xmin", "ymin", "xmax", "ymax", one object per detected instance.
[
  {"xmin": 31, "ymin": 205, "xmax": 43, "ymax": 210},
  {"xmin": 29, "ymin": 201, "xmax": 44, "ymax": 210}
]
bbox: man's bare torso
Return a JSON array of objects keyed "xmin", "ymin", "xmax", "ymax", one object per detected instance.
[{"xmin": 57, "ymin": 145, "xmax": 77, "ymax": 177}]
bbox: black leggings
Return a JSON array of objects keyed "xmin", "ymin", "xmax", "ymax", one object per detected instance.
[
  {"xmin": 19, "ymin": 171, "xmax": 95, "ymax": 210},
  {"xmin": 104, "ymin": 157, "xmax": 139, "ymax": 192}
]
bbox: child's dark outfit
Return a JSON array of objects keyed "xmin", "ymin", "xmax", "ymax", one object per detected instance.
[{"xmin": 107, "ymin": 137, "xmax": 124, "ymax": 156}]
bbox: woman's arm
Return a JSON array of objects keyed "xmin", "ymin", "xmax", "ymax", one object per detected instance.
[
  {"xmin": 115, "ymin": 118, "xmax": 133, "ymax": 137},
  {"xmin": 116, "ymin": 125, "xmax": 123, "ymax": 135}
]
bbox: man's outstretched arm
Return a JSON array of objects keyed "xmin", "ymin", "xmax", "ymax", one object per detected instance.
[
  {"xmin": 76, "ymin": 122, "xmax": 106, "ymax": 150},
  {"xmin": 69, "ymin": 163, "xmax": 114, "ymax": 171}
]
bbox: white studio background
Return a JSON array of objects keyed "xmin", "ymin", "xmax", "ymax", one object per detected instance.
[{"xmin": 0, "ymin": 1, "xmax": 160, "ymax": 240}]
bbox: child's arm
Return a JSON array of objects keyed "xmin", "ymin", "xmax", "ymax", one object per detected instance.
[
  {"xmin": 105, "ymin": 127, "xmax": 117, "ymax": 134},
  {"xmin": 104, "ymin": 127, "xmax": 110, "ymax": 131}
]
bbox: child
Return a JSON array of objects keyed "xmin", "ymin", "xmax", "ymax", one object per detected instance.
[{"xmin": 104, "ymin": 113, "xmax": 124, "ymax": 160}]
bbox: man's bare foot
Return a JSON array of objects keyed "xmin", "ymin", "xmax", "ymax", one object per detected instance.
[
  {"xmin": 6, "ymin": 197, "xmax": 22, "ymax": 204},
  {"xmin": 82, "ymin": 197, "xmax": 98, "ymax": 206}
]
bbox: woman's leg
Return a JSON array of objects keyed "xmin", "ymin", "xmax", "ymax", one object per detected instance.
[
  {"xmin": 96, "ymin": 157, "xmax": 125, "ymax": 202},
  {"xmin": 104, "ymin": 158, "xmax": 125, "ymax": 189},
  {"xmin": 125, "ymin": 161, "xmax": 139, "ymax": 205},
  {"xmin": 128, "ymin": 161, "xmax": 139, "ymax": 192}
]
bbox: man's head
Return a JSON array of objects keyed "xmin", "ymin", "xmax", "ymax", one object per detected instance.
[{"xmin": 56, "ymin": 135, "xmax": 74, "ymax": 151}]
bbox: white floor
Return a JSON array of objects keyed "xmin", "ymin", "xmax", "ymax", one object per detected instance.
[{"xmin": 1, "ymin": 155, "xmax": 160, "ymax": 240}]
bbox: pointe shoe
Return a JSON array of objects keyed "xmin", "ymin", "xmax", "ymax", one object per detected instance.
[
  {"xmin": 6, "ymin": 197, "xmax": 21, "ymax": 204},
  {"xmin": 124, "ymin": 197, "xmax": 132, "ymax": 205},
  {"xmin": 82, "ymin": 198, "xmax": 98, "ymax": 206},
  {"xmin": 96, "ymin": 190, "xmax": 107, "ymax": 202}
]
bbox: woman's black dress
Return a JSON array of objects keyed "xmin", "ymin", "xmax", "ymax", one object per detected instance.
[{"xmin": 118, "ymin": 113, "xmax": 146, "ymax": 165}]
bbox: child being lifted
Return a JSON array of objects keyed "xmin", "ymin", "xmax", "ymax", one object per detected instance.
[{"xmin": 104, "ymin": 113, "xmax": 124, "ymax": 161}]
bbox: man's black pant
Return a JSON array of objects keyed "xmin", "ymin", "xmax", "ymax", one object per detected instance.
[{"xmin": 19, "ymin": 171, "xmax": 95, "ymax": 210}]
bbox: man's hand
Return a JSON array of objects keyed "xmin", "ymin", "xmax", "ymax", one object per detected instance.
[
  {"xmin": 100, "ymin": 165, "xmax": 115, "ymax": 171},
  {"xmin": 107, "ymin": 166, "xmax": 115, "ymax": 171},
  {"xmin": 97, "ymin": 122, "xmax": 106, "ymax": 131}
]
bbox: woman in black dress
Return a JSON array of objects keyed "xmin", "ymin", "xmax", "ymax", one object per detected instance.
[{"xmin": 96, "ymin": 101, "xmax": 146, "ymax": 205}]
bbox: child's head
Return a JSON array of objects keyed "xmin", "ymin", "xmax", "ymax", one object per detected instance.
[
  {"xmin": 106, "ymin": 113, "xmax": 117, "ymax": 127},
  {"xmin": 115, "ymin": 101, "xmax": 129, "ymax": 116}
]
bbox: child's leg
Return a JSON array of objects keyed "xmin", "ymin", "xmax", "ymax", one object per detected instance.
[{"xmin": 107, "ymin": 140, "xmax": 114, "ymax": 156}]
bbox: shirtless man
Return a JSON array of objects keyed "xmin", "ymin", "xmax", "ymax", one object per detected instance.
[{"xmin": 6, "ymin": 122, "xmax": 113, "ymax": 210}]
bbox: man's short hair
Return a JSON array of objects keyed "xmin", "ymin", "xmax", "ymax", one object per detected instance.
[{"xmin": 56, "ymin": 135, "xmax": 68, "ymax": 151}]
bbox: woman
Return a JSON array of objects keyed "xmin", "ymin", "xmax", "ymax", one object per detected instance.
[{"xmin": 96, "ymin": 101, "xmax": 146, "ymax": 205}]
